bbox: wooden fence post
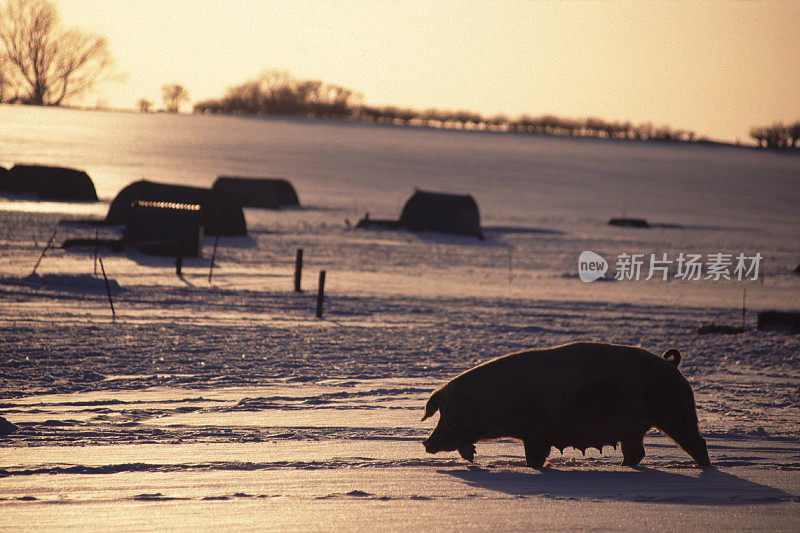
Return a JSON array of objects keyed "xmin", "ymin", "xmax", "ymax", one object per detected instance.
[
  {"xmin": 98, "ymin": 255, "xmax": 116, "ymax": 321},
  {"xmin": 31, "ymin": 228, "xmax": 57, "ymax": 276},
  {"xmin": 294, "ymin": 248, "xmax": 304, "ymax": 292},
  {"xmin": 316, "ymin": 270, "xmax": 326, "ymax": 318},
  {"xmin": 742, "ymin": 287, "xmax": 747, "ymax": 329},
  {"xmin": 208, "ymin": 235, "xmax": 219, "ymax": 283},
  {"xmin": 175, "ymin": 238, "xmax": 183, "ymax": 277}
]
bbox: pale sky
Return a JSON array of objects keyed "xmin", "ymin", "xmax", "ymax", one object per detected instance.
[{"xmin": 52, "ymin": 0, "xmax": 799, "ymax": 142}]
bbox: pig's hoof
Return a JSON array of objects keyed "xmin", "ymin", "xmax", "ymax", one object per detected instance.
[{"xmin": 458, "ymin": 444, "xmax": 476, "ymax": 462}]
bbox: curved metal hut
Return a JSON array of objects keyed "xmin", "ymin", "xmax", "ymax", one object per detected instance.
[
  {"xmin": 106, "ymin": 180, "xmax": 246, "ymax": 236},
  {"xmin": 0, "ymin": 164, "xmax": 98, "ymax": 201},
  {"xmin": 213, "ymin": 176, "xmax": 299, "ymax": 209},
  {"xmin": 399, "ymin": 190, "xmax": 482, "ymax": 238}
]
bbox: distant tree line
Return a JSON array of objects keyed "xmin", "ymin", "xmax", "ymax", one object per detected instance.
[
  {"xmin": 749, "ymin": 122, "xmax": 800, "ymax": 149},
  {"xmin": 194, "ymin": 70, "xmax": 700, "ymax": 143},
  {"xmin": 0, "ymin": 0, "xmax": 794, "ymax": 151},
  {"xmin": 355, "ymin": 107, "xmax": 698, "ymax": 142},
  {"xmin": 194, "ymin": 70, "xmax": 363, "ymax": 118}
]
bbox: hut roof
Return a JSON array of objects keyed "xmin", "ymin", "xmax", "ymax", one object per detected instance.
[
  {"xmin": 399, "ymin": 190, "xmax": 482, "ymax": 238},
  {"xmin": 213, "ymin": 177, "xmax": 299, "ymax": 209},
  {"xmin": 106, "ymin": 180, "xmax": 246, "ymax": 236},
  {"xmin": 0, "ymin": 164, "xmax": 98, "ymax": 201}
]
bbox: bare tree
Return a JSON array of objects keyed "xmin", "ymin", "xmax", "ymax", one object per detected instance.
[
  {"xmin": 0, "ymin": 59, "xmax": 8, "ymax": 102},
  {"xmin": 194, "ymin": 70, "xmax": 362, "ymax": 118},
  {"xmin": 787, "ymin": 122, "xmax": 800, "ymax": 148},
  {"xmin": 750, "ymin": 123, "xmax": 790, "ymax": 148},
  {"xmin": 137, "ymin": 98, "xmax": 152, "ymax": 113},
  {"xmin": 0, "ymin": 0, "xmax": 113, "ymax": 105},
  {"xmin": 749, "ymin": 126, "xmax": 768, "ymax": 148},
  {"xmin": 161, "ymin": 84, "xmax": 189, "ymax": 113}
]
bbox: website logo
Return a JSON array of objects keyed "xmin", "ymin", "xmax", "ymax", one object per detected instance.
[
  {"xmin": 577, "ymin": 251, "xmax": 762, "ymax": 282},
  {"xmin": 578, "ymin": 250, "xmax": 608, "ymax": 282}
]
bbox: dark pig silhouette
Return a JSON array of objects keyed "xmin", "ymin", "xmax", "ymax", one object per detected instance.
[{"xmin": 422, "ymin": 342, "xmax": 711, "ymax": 468}]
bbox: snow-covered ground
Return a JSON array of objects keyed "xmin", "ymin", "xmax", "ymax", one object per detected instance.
[{"xmin": 1, "ymin": 106, "xmax": 798, "ymax": 530}]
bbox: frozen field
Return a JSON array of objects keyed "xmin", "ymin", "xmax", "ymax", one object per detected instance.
[{"xmin": 1, "ymin": 106, "xmax": 799, "ymax": 530}]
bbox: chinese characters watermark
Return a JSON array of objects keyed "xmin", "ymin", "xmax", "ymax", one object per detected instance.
[{"xmin": 579, "ymin": 251, "xmax": 762, "ymax": 282}]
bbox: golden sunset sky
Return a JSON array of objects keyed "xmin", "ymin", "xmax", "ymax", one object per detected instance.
[{"xmin": 53, "ymin": 0, "xmax": 799, "ymax": 142}]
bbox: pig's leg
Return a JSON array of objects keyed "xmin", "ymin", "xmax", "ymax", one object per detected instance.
[
  {"xmin": 458, "ymin": 443, "xmax": 476, "ymax": 462},
  {"xmin": 523, "ymin": 438, "xmax": 550, "ymax": 469},
  {"xmin": 620, "ymin": 427, "xmax": 650, "ymax": 466}
]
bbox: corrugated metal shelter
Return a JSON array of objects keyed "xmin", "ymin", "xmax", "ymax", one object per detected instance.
[
  {"xmin": 757, "ymin": 311, "xmax": 800, "ymax": 334},
  {"xmin": 106, "ymin": 180, "xmax": 246, "ymax": 236},
  {"xmin": 212, "ymin": 177, "xmax": 299, "ymax": 209},
  {"xmin": 0, "ymin": 164, "xmax": 98, "ymax": 201},
  {"xmin": 125, "ymin": 201, "xmax": 203, "ymax": 257},
  {"xmin": 399, "ymin": 190, "xmax": 482, "ymax": 238},
  {"xmin": 608, "ymin": 217, "xmax": 649, "ymax": 228}
]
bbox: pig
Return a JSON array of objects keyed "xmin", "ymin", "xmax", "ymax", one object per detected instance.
[{"xmin": 422, "ymin": 342, "xmax": 711, "ymax": 468}]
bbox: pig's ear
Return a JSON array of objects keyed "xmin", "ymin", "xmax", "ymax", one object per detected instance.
[
  {"xmin": 441, "ymin": 395, "xmax": 465, "ymax": 430},
  {"xmin": 421, "ymin": 389, "xmax": 441, "ymax": 421}
]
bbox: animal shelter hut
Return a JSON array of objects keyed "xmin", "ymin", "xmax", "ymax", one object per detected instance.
[
  {"xmin": 106, "ymin": 180, "xmax": 247, "ymax": 236},
  {"xmin": 125, "ymin": 201, "xmax": 203, "ymax": 257},
  {"xmin": 0, "ymin": 164, "xmax": 98, "ymax": 201},
  {"xmin": 399, "ymin": 190, "xmax": 483, "ymax": 238},
  {"xmin": 212, "ymin": 176, "xmax": 299, "ymax": 209}
]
